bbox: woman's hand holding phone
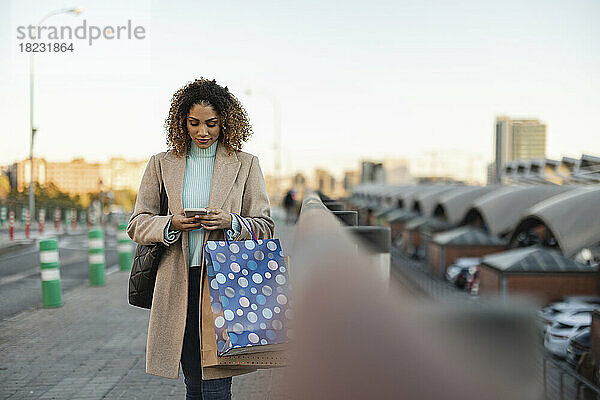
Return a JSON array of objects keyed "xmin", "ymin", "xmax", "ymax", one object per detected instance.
[
  {"xmin": 195, "ymin": 209, "xmax": 232, "ymax": 231},
  {"xmin": 170, "ymin": 209, "xmax": 232, "ymax": 231}
]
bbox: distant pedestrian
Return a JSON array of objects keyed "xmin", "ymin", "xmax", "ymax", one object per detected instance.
[
  {"xmin": 127, "ymin": 78, "xmax": 274, "ymax": 400},
  {"xmin": 283, "ymin": 189, "xmax": 297, "ymax": 224}
]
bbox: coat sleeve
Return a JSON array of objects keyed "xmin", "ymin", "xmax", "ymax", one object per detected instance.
[
  {"xmin": 127, "ymin": 154, "xmax": 177, "ymax": 246},
  {"xmin": 234, "ymin": 156, "xmax": 275, "ymax": 240}
]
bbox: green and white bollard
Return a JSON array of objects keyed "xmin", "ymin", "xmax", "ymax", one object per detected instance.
[
  {"xmin": 118, "ymin": 223, "xmax": 132, "ymax": 271},
  {"xmin": 40, "ymin": 238, "xmax": 62, "ymax": 307},
  {"xmin": 88, "ymin": 228, "xmax": 105, "ymax": 286}
]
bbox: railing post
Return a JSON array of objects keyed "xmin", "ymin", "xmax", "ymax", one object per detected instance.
[
  {"xmin": 323, "ymin": 201, "xmax": 344, "ymax": 211},
  {"xmin": 40, "ymin": 237, "xmax": 62, "ymax": 307},
  {"xmin": 25, "ymin": 208, "xmax": 30, "ymax": 239},
  {"xmin": 39, "ymin": 208, "xmax": 45, "ymax": 235},
  {"xmin": 88, "ymin": 228, "xmax": 105, "ymax": 286},
  {"xmin": 332, "ymin": 211, "xmax": 358, "ymax": 226},
  {"xmin": 54, "ymin": 207, "xmax": 61, "ymax": 232},
  {"xmin": 118, "ymin": 223, "xmax": 132, "ymax": 271},
  {"xmin": 347, "ymin": 226, "xmax": 391, "ymax": 282},
  {"xmin": 71, "ymin": 208, "xmax": 77, "ymax": 231},
  {"xmin": 9, "ymin": 210, "xmax": 14, "ymax": 241}
]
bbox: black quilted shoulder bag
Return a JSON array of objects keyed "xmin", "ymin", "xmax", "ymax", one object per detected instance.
[{"xmin": 128, "ymin": 181, "xmax": 168, "ymax": 309}]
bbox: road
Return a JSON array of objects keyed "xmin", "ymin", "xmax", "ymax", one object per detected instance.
[{"xmin": 0, "ymin": 231, "xmax": 120, "ymax": 320}]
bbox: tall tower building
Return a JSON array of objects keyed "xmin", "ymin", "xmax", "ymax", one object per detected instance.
[
  {"xmin": 511, "ymin": 120, "xmax": 547, "ymax": 160},
  {"xmin": 314, "ymin": 169, "xmax": 335, "ymax": 197},
  {"xmin": 360, "ymin": 161, "xmax": 385, "ymax": 184},
  {"xmin": 493, "ymin": 116, "xmax": 547, "ymax": 183}
]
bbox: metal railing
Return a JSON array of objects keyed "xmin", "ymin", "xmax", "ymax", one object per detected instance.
[{"xmin": 543, "ymin": 354, "xmax": 600, "ymax": 400}]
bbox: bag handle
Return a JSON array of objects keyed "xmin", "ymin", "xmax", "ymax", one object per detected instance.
[
  {"xmin": 224, "ymin": 213, "xmax": 257, "ymax": 245},
  {"xmin": 233, "ymin": 213, "xmax": 257, "ymax": 242}
]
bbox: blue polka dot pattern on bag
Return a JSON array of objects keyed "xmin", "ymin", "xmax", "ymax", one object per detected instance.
[{"xmin": 205, "ymin": 238, "xmax": 291, "ymax": 356}]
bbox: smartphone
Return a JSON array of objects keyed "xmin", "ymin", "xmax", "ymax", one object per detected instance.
[{"xmin": 183, "ymin": 208, "xmax": 208, "ymax": 218}]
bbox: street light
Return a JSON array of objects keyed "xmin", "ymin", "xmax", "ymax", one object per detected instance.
[
  {"xmin": 28, "ymin": 7, "xmax": 82, "ymax": 221},
  {"xmin": 244, "ymin": 88, "xmax": 282, "ymax": 205}
]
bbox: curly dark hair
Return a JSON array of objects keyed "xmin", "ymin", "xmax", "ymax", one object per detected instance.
[{"xmin": 164, "ymin": 78, "xmax": 253, "ymax": 157}]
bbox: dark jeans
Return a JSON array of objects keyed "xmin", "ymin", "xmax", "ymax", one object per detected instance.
[{"xmin": 181, "ymin": 267, "xmax": 232, "ymax": 400}]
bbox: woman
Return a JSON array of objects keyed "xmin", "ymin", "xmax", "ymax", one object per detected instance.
[{"xmin": 127, "ymin": 78, "xmax": 274, "ymax": 400}]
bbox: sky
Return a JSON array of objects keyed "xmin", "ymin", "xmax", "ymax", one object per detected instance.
[{"xmin": 1, "ymin": 0, "xmax": 599, "ymax": 183}]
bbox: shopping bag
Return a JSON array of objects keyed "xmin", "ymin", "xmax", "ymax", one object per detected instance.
[
  {"xmin": 199, "ymin": 269, "xmax": 289, "ymax": 369},
  {"xmin": 204, "ymin": 214, "xmax": 292, "ymax": 357}
]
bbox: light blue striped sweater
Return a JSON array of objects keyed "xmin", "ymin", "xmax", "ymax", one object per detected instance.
[{"xmin": 163, "ymin": 140, "xmax": 241, "ymax": 267}]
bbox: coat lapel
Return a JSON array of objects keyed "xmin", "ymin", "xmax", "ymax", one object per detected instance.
[
  {"xmin": 162, "ymin": 151, "xmax": 189, "ymax": 270},
  {"xmin": 208, "ymin": 142, "xmax": 241, "ymax": 212},
  {"xmin": 162, "ymin": 151, "xmax": 186, "ymax": 216}
]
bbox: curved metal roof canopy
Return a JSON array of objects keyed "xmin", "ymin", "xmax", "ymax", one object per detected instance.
[
  {"xmin": 433, "ymin": 185, "xmax": 502, "ymax": 224},
  {"xmin": 412, "ymin": 185, "xmax": 464, "ymax": 217},
  {"xmin": 403, "ymin": 185, "xmax": 454, "ymax": 213},
  {"xmin": 510, "ymin": 187, "xmax": 600, "ymax": 257},
  {"xmin": 394, "ymin": 185, "xmax": 434, "ymax": 210},
  {"xmin": 462, "ymin": 185, "xmax": 575, "ymax": 237},
  {"xmin": 481, "ymin": 247, "xmax": 595, "ymax": 273}
]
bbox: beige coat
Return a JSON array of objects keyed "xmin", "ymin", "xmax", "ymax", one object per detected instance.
[{"xmin": 127, "ymin": 142, "xmax": 275, "ymax": 380}]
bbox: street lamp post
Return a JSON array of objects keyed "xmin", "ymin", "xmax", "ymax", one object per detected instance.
[{"xmin": 28, "ymin": 7, "xmax": 81, "ymax": 220}]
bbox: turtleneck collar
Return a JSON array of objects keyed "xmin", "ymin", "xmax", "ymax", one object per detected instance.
[{"xmin": 188, "ymin": 139, "xmax": 218, "ymax": 158}]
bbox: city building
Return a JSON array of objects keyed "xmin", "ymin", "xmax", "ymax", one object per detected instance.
[
  {"xmin": 314, "ymin": 168, "xmax": 336, "ymax": 197},
  {"xmin": 493, "ymin": 116, "xmax": 547, "ymax": 183},
  {"xmin": 411, "ymin": 151, "xmax": 484, "ymax": 184},
  {"xmin": 45, "ymin": 158, "xmax": 103, "ymax": 194},
  {"xmin": 101, "ymin": 158, "xmax": 148, "ymax": 191},
  {"xmin": 486, "ymin": 162, "xmax": 495, "ymax": 185},
  {"xmin": 361, "ymin": 161, "xmax": 385, "ymax": 184},
  {"xmin": 382, "ymin": 158, "xmax": 413, "ymax": 185},
  {"xmin": 343, "ymin": 170, "xmax": 360, "ymax": 194},
  {"xmin": 8, "ymin": 156, "xmax": 148, "ymax": 195},
  {"xmin": 292, "ymin": 173, "xmax": 307, "ymax": 189},
  {"xmin": 15, "ymin": 158, "xmax": 47, "ymax": 191},
  {"xmin": 289, "ymin": 172, "xmax": 308, "ymax": 201}
]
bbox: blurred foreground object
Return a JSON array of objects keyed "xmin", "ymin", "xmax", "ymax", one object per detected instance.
[{"xmin": 284, "ymin": 191, "xmax": 540, "ymax": 400}]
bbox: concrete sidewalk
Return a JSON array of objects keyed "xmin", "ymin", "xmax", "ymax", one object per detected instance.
[{"xmin": 0, "ymin": 222, "xmax": 295, "ymax": 399}]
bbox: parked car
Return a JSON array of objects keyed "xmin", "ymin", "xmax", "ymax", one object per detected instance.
[
  {"xmin": 566, "ymin": 328, "xmax": 591, "ymax": 368},
  {"xmin": 544, "ymin": 312, "xmax": 592, "ymax": 358},
  {"xmin": 537, "ymin": 302, "xmax": 596, "ymax": 333},
  {"xmin": 562, "ymin": 296, "xmax": 600, "ymax": 305},
  {"xmin": 445, "ymin": 258, "xmax": 480, "ymax": 288},
  {"xmin": 455, "ymin": 266, "xmax": 479, "ymax": 291}
]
